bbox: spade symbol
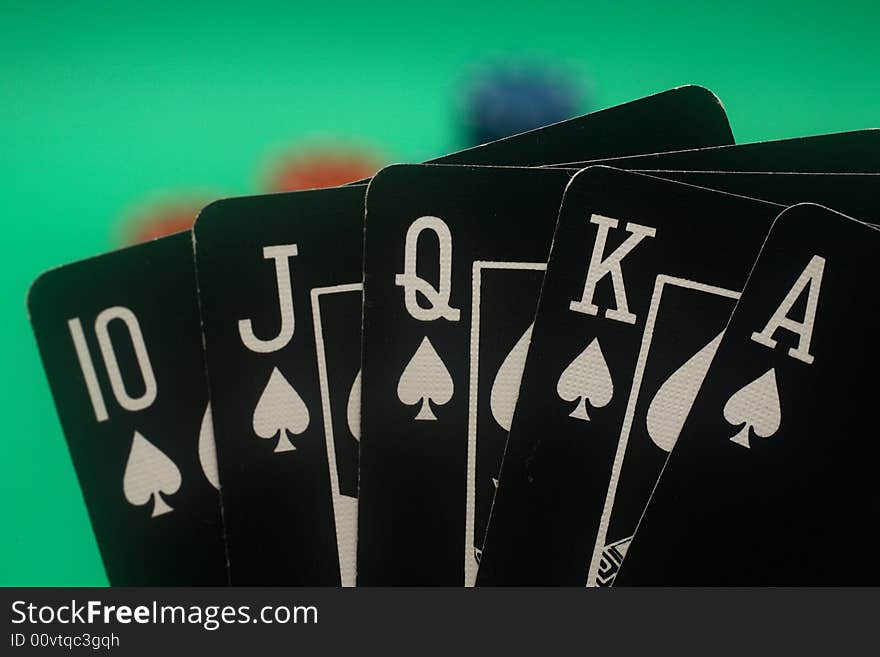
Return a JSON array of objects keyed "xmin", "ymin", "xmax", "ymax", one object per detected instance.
[
  {"xmin": 123, "ymin": 431, "xmax": 182, "ymax": 518},
  {"xmin": 253, "ymin": 367, "xmax": 310, "ymax": 452},
  {"xmin": 490, "ymin": 322, "xmax": 534, "ymax": 432},
  {"xmin": 556, "ymin": 338, "xmax": 613, "ymax": 421},
  {"xmin": 198, "ymin": 403, "xmax": 221, "ymax": 489},
  {"xmin": 723, "ymin": 368, "xmax": 781, "ymax": 449},
  {"xmin": 397, "ymin": 336, "xmax": 453, "ymax": 421},
  {"xmin": 346, "ymin": 370, "xmax": 361, "ymax": 441},
  {"xmin": 646, "ymin": 332, "xmax": 724, "ymax": 452}
]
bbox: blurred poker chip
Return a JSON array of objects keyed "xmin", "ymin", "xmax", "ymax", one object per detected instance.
[
  {"xmin": 262, "ymin": 145, "xmax": 382, "ymax": 192},
  {"xmin": 118, "ymin": 194, "xmax": 213, "ymax": 245},
  {"xmin": 459, "ymin": 62, "xmax": 587, "ymax": 147}
]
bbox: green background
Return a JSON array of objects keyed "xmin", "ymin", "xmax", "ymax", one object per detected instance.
[{"xmin": 3, "ymin": 0, "xmax": 878, "ymax": 585}]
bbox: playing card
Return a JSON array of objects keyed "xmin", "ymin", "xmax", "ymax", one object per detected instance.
[
  {"xmin": 555, "ymin": 129, "xmax": 880, "ymax": 171},
  {"xmin": 28, "ymin": 233, "xmax": 227, "ymax": 585},
  {"xmin": 194, "ymin": 85, "xmax": 734, "ymax": 586},
  {"xmin": 637, "ymin": 171, "xmax": 880, "ymax": 223},
  {"xmin": 437, "ymin": 85, "xmax": 732, "ymax": 164},
  {"xmin": 477, "ymin": 167, "xmax": 791, "ymax": 586},
  {"xmin": 615, "ymin": 204, "xmax": 880, "ymax": 585},
  {"xmin": 195, "ymin": 187, "xmax": 365, "ymax": 587},
  {"xmin": 358, "ymin": 165, "xmax": 581, "ymax": 585}
]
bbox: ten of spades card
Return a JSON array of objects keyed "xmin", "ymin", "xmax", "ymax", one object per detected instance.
[
  {"xmin": 28, "ymin": 233, "xmax": 227, "ymax": 586},
  {"xmin": 616, "ymin": 204, "xmax": 880, "ymax": 585}
]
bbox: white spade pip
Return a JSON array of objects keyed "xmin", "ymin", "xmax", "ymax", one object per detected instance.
[
  {"xmin": 646, "ymin": 332, "xmax": 724, "ymax": 452},
  {"xmin": 123, "ymin": 431, "xmax": 182, "ymax": 518},
  {"xmin": 346, "ymin": 369, "xmax": 361, "ymax": 441},
  {"xmin": 397, "ymin": 336, "xmax": 453, "ymax": 421},
  {"xmin": 556, "ymin": 338, "xmax": 613, "ymax": 421},
  {"xmin": 198, "ymin": 403, "xmax": 221, "ymax": 489},
  {"xmin": 253, "ymin": 367, "xmax": 310, "ymax": 452},
  {"xmin": 723, "ymin": 368, "xmax": 781, "ymax": 449},
  {"xmin": 490, "ymin": 322, "xmax": 534, "ymax": 432}
]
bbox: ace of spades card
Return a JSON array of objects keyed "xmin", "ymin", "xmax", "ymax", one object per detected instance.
[
  {"xmin": 195, "ymin": 86, "xmax": 735, "ymax": 586},
  {"xmin": 28, "ymin": 233, "xmax": 227, "ymax": 585},
  {"xmin": 616, "ymin": 205, "xmax": 880, "ymax": 585},
  {"xmin": 477, "ymin": 167, "xmax": 795, "ymax": 586},
  {"xmin": 359, "ymin": 165, "xmax": 578, "ymax": 586}
]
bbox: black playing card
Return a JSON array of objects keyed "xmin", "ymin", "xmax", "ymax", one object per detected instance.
[
  {"xmin": 358, "ymin": 165, "xmax": 579, "ymax": 586},
  {"xmin": 28, "ymin": 233, "xmax": 227, "ymax": 586},
  {"xmin": 555, "ymin": 129, "xmax": 880, "ymax": 171},
  {"xmin": 194, "ymin": 86, "xmax": 734, "ymax": 586},
  {"xmin": 477, "ymin": 167, "xmax": 791, "ymax": 586},
  {"xmin": 195, "ymin": 187, "xmax": 365, "ymax": 587},
  {"xmin": 616, "ymin": 204, "xmax": 880, "ymax": 585},
  {"xmin": 635, "ymin": 171, "xmax": 880, "ymax": 223},
  {"xmin": 434, "ymin": 84, "xmax": 732, "ymax": 164},
  {"xmin": 570, "ymin": 130, "xmax": 880, "ymax": 226}
]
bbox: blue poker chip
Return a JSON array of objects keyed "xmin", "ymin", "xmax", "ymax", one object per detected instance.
[{"xmin": 461, "ymin": 64, "xmax": 584, "ymax": 146}]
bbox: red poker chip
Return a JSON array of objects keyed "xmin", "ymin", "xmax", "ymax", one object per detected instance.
[{"xmin": 264, "ymin": 148, "xmax": 380, "ymax": 192}]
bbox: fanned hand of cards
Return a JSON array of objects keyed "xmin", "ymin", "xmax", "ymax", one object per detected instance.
[{"xmin": 28, "ymin": 84, "xmax": 880, "ymax": 586}]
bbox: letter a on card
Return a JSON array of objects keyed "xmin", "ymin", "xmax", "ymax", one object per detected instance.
[{"xmin": 751, "ymin": 255, "xmax": 825, "ymax": 365}]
